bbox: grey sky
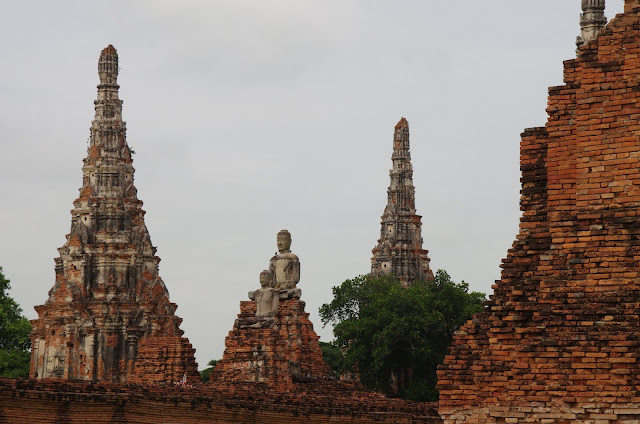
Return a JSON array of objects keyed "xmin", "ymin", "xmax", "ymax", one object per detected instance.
[{"xmin": 0, "ymin": 1, "xmax": 625, "ymax": 368}]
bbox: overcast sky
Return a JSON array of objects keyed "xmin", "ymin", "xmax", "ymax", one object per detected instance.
[{"xmin": 0, "ymin": 1, "xmax": 626, "ymax": 368}]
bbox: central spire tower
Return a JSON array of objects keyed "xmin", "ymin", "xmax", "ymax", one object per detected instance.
[
  {"xmin": 576, "ymin": 0, "xmax": 607, "ymax": 50},
  {"xmin": 29, "ymin": 45, "xmax": 199, "ymax": 384},
  {"xmin": 371, "ymin": 118, "xmax": 433, "ymax": 286}
]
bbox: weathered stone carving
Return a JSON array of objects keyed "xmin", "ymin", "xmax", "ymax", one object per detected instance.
[
  {"xmin": 269, "ymin": 229, "xmax": 301, "ymax": 299},
  {"xmin": 212, "ymin": 231, "xmax": 331, "ymax": 386},
  {"xmin": 238, "ymin": 270, "xmax": 279, "ymax": 329},
  {"xmin": 249, "ymin": 270, "xmax": 280, "ymax": 317},
  {"xmin": 576, "ymin": 0, "xmax": 607, "ymax": 51},
  {"xmin": 371, "ymin": 118, "xmax": 433, "ymax": 286},
  {"xmin": 29, "ymin": 45, "xmax": 198, "ymax": 384}
]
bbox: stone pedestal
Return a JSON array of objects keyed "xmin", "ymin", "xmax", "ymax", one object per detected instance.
[{"xmin": 212, "ymin": 298, "xmax": 331, "ymax": 389}]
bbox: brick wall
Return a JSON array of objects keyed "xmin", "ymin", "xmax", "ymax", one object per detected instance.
[
  {"xmin": 0, "ymin": 378, "xmax": 441, "ymax": 423},
  {"xmin": 438, "ymin": 4, "xmax": 640, "ymax": 423},
  {"xmin": 212, "ymin": 298, "xmax": 332, "ymax": 389}
]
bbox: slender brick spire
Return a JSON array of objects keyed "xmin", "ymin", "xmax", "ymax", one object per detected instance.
[
  {"xmin": 576, "ymin": 0, "xmax": 607, "ymax": 51},
  {"xmin": 370, "ymin": 118, "xmax": 433, "ymax": 287},
  {"xmin": 29, "ymin": 45, "xmax": 199, "ymax": 384}
]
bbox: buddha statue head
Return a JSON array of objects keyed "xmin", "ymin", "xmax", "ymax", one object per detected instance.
[
  {"xmin": 259, "ymin": 270, "xmax": 273, "ymax": 288},
  {"xmin": 276, "ymin": 229, "xmax": 292, "ymax": 253}
]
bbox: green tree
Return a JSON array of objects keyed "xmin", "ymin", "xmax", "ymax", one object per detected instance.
[
  {"xmin": 0, "ymin": 267, "xmax": 31, "ymax": 378},
  {"xmin": 319, "ymin": 270, "xmax": 485, "ymax": 401},
  {"xmin": 200, "ymin": 359, "xmax": 219, "ymax": 382},
  {"xmin": 319, "ymin": 341, "xmax": 344, "ymax": 378}
]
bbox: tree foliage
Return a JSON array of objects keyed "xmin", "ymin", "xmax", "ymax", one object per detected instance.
[
  {"xmin": 319, "ymin": 341, "xmax": 344, "ymax": 378},
  {"xmin": 0, "ymin": 267, "xmax": 31, "ymax": 378},
  {"xmin": 319, "ymin": 270, "xmax": 485, "ymax": 401},
  {"xmin": 200, "ymin": 359, "xmax": 219, "ymax": 382}
]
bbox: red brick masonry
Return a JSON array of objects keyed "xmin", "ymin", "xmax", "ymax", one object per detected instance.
[
  {"xmin": 212, "ymin": 298, "xmax": 332, "ymax": 389},
  {"xmin": 29, "ymin": 45, "xmax": 198, "ymax": 385},
  {"xmin": 0, "ymin": 378, "xmax": 440, "ymax": 423},
  {"xmin": 438, "ymin": 3, "xmax": 640, "ymax": 423}
]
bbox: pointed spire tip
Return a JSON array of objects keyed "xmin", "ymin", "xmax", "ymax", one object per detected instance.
[
  {"xmin": 98, "ymin": 45, "xmax": 119, "ymax": 84},
  {"xmin": 101, "ymin": 45, "xmax": 117, "ymax": 56},
  {"xmin": 395, "ymin": 117, "xmax": 409, "ymax": 129}
]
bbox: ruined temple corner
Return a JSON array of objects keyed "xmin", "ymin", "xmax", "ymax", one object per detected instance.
[{"xmin": 439, "ymin": 5, "xmax": 640, "ymax": 423}]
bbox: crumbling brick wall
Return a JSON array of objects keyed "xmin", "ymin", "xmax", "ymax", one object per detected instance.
[
  {"xmin": 438, "ymin": 3, "xmax": 640, "ymax": 423},
  {"xmin": 212, "ymin": 298, "xmax": 332, "ymax": 389},
  {"xmin": 0, "ymin": 378, "xmax": 441, "ymax": 423}
]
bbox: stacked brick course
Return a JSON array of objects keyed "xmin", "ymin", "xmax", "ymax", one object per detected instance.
[
  {"xmin": 0, "ymin": 378, "xmax": 441, "ymax": 423},
  {"xmin": 438, "ymin": 2, "xmax": 640, "ymax": 422},
  {"xmin": 203, "ymin": 255, "xmax": 442, "ymax": 421},
  {"xmin": 29, "ymin": 45, "xmax": 198, "ymax": 384},
  {"xmin": 212, "ymin": 298, "xmax": 332, "ymax": 389}
]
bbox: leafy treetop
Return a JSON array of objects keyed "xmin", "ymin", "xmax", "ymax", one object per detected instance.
[
  {"xmin": 0, "ymin": 266, "xmax": 31, "ymax": 379},
  {"xmin": 319, "ymin": 270, "xmax": 485, "ymax": 401}
]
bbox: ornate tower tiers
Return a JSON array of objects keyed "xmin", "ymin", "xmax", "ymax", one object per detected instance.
[
  {"xmin": 29, "ymin": 45, "xmax": 199, "ymax": 384},
  {"xmin": 371, "ymin": 118, "xmax": 433, "ymax": 286},
  {"xmin": 576, "ymin": 0, "xmax": 607, "ymax": 50}
]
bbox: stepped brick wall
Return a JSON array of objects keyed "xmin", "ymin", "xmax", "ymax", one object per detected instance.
[
  {"xmin": 438, "ymin": 2, "xmax": 640, "ymax": 423},
  {"xmin": 29, "ymin": 45, "xmax": 198, "ymax": 384},
  {"xmin": 0, "ymin": 379, "xmax": 441, "ymax": 423},
  {"xmin": 212, "ymin": 298, "xmax": 332, "ymax": 389},
  {"xmin": 202, "ymin": 277, "xmax": 442, "ymax": 423}
]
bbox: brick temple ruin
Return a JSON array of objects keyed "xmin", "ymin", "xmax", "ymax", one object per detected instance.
[
  {"xmin": 205, "ymin": 230, "xmax": 440, "ymax": 422},
  {"xmin": 371, "ymin": 118, "xmax": 433, "ymax": 286},
  {"xmin": 0, "ymin": 46, "xmax": 441, "ymax": 424},
  {"xmin": 28, "ymin": 45, "xmax": 199, "ymax": 384},
  {"xmin": 211, "ymin": 230, "xmax": 333, "ymax": 389},
  {"xmin": 438, "ymin": 0, "xmax": 640, "ymax": 422},
  {"xmin": 6, "ymin": 1, "xmax": 640, "ymax": 423}
]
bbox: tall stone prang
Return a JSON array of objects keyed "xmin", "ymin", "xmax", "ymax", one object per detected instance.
[
  {"xmin": 29, "ymin": 45, "xmax": 199, "ymax": 384},
  {"xmin": 371, "ymin": 118, "xmax": 433, "ymax": 286},
  {"xmin": 212, "ymin": 231, "xmax": 331, "ymax": 388},
  {"xmin": 576, "ymin": 0, "xmax": 607, "ymax": 50},
  {"xmin": 439, "ymin": 3, "xmax": 640, "ymax": 423}
]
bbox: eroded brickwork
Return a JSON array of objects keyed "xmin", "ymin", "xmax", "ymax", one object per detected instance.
[
  {"xmin": 438, "ymin": 2, "xmax": 640, "ymax": 423},
  {"xmin": 212, "ymin": 298, "xmax": 332, "ymax": 389},
  {"xmin": 371, "ymin": 118, "xmax": 433, "ymax": 286},
  {"xmin": 29, "ymin": 45, "xmax": 198, "ymax": 384},
  {"xmin": 0, "ymin": 378, "xmax": 441, "ymax": 424},
  {"xmin": 207, "ymin": 239, "xmax": 440, "ymax": 421}
]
